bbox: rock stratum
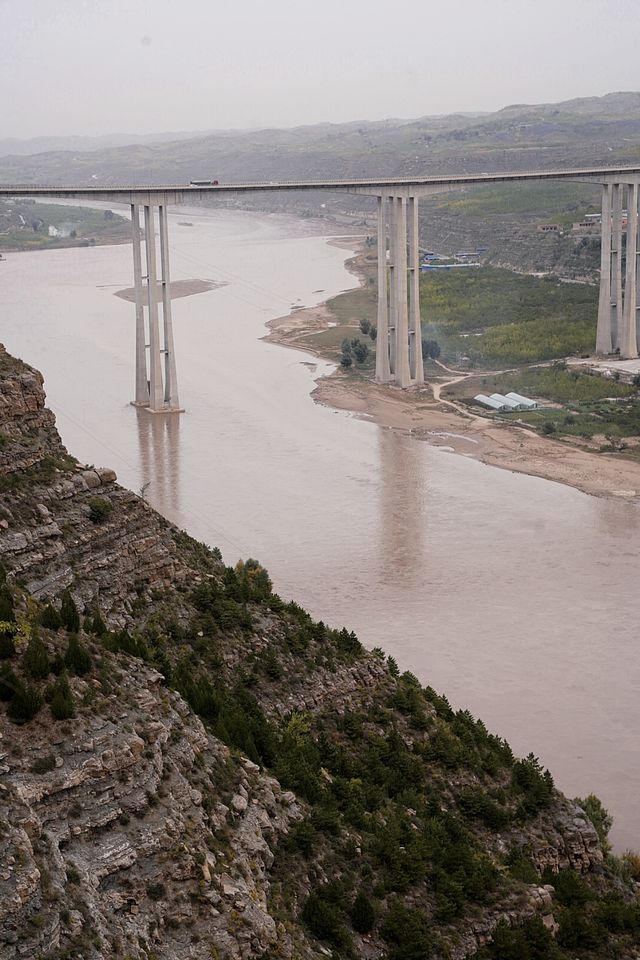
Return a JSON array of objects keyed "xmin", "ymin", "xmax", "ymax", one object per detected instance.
[{"xmin": 0, "ymin": 344, "xmax": 638, "ymax": 960}]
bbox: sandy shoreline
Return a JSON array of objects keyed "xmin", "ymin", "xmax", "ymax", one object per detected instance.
[{"xmin": 266, "ymin": 243, "xmax": 640, "ymax": 503}]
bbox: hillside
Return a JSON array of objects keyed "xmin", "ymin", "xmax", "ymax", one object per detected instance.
[
  {"xmin": 3, "ymin": 92, "xmax": 640, "ymax": 277},
  {"xmin": 0, "ymin": 345, "xmax": 638, "ymax": 960}
]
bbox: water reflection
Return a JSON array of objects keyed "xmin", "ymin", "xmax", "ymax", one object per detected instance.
[
  {"xmin": 136, "ymin": 408, "xmax": 181, "ymax": 524},
  {"xmin": 377, "ymin": 428, "xmax": 427, "ymax": 583}
]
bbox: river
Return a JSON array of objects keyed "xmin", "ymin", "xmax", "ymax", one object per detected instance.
[{"xmin": 2, "ymin": 206, "xmax": 639, "ymax": 850}]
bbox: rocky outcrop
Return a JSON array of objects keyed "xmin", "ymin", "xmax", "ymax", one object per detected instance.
[
  {"xmin": 0, "ymin": 349, "xmax": 64, "ymax": 477},
  {"xmin": 0, "ymin": 661, "xmax": 303, "ymax": 960},
  {"xmin": 0, "ymin": 347, "xmax": 189, "ymax": 620}
]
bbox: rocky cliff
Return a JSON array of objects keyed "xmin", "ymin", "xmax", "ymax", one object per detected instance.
[{"xmin": 0, "ymin": 346, "xmax": 638, "ymax": 960}]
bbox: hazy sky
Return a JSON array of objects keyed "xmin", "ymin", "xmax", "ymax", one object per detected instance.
[{"xmin": 2, "ymin": 0, "xmax": 640, "ymax": 139}]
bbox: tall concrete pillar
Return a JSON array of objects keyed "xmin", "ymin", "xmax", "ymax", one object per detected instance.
[
  {"xmin": 394, "ymin": 197, "xmax": 411, "ymax": 388},
  {"xmin": 375, "ymin": 196, "xmax": 391, "ymax": 383},
  {"xmin": 620, "ymin": 181, "xmax": 639, "ymax": 358},
  {"xmin": 131, "ymin": 203, "xmax": 149, "ymax": 404},
  {"xmin": 388, "ymin": 195, "xmax": 397, "ymax": 377},
  {"xmin": 158, "ymin": 205, "xmax": 180, "ymax": 408},
  {"xmin": 611, "ymin": 183, "xmax": 623, "ymax": 351},
  {"xmin": 407, "ymin": 195, "xmax": 424, "ymax": 384},
  {"xmin": 143, "ymin": 205, "xmax": 164, "ymax": 412}
]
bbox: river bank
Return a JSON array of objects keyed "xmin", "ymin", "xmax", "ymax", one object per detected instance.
[{"xmin": 266, "ymin": 242, "xmax": 640, "ymax": 503}]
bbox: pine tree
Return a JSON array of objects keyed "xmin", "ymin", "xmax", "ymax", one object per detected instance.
[
  {"xmin": 60, "ymin": 590, "xmax": 80, "ymax": 633},
  {"xmin": 351, "ymin": 891, "xmax": 376, "ymax": 934},
  {"xmin": 0, "ymin": 666, "xmax": 18, "ymax": 701},
  {"xmin": 7, "ymin": 680, "xmax": 42, "ymax": 723},
  {"xmin": 24, "ymin": 630, "xmax": 50, "ymax": 679},
  {"xmin": 0, "ymin": 585, "xmax": 15, "ymax": 623},
  {"xmin": 0, "ymin": 626, "xmax": 16, "ymax": 660},
  {"xmin": 86, "ymin": 608, "xmax": 107, "ymax": 637},
  {"xmin": 40, "ymin": 604, "xmax": 62, "ymax": 630},
  {"xmin": 50, "ymin": 673, "xmax": 75, "ymax": 720},
  {"xmin": 64, "ymin": 635, "xmax": 91, "ymax": 676}
]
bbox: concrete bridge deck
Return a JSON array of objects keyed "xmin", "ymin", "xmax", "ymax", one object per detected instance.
[
  {"xmin": 3, "ymin": 164, "xmax": 640, "ymax": 409},
  {"xmin": 3, "ymin": 163, "xmax": 640, "ymax": 203}
]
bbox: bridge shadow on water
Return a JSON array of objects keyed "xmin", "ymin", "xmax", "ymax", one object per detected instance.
[{"xmin": 135, "ymin": 408, "xmax": 181, "ymax": 523}]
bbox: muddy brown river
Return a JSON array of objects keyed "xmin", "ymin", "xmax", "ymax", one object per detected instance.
[{"xmin": 2, "ymin": 206, "xmax": 638, "ymax": 849}]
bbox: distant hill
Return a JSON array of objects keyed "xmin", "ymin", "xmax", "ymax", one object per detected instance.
[
  {"xmin": 2, "ymin": 92, "xmax": 640, "ymax": 185},
  {"xmin": 0, "ymin": 129, "xmax": 229, "ymax": 158},
  {"xmin": 3, "ymin": 92, "xmax": 640, "ymax": 277}
]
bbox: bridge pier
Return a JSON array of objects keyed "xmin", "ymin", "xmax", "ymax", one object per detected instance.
[
  {"xmin": 374, "ymin": 193, "xmax": 424, "ymax": 387},
  {"xmin": 596, "ymin": 179, "xmax": 640, "ymax": 359},
  {"xmin": 130, "ymin": 203, "xmax": 182, "ymax": 413}
]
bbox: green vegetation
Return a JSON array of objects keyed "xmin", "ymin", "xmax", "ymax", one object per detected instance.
[
  {"xmin": 440, "ymin": 181, "xmax": 599, "ymax": 222},
  {"xmin": 50, "ymin": 673, "xmax": 76, "ymax": 720},
  {"xmin": 23, "ymin": 630, "xmax": 50, "ymax": 679},
  {"xmin": 87, "ymin": 497, "xmax": 113, "ymax": 524},
  {"xmin": 64, "ymin": 634, "xmax": 91, "ymax": 676},
  {"xmin": 419, "ymin": 267, "xmax": 598, "ymax": 365},
  {"xmin": 575, "ymin": 794, "xmax": 614, "ymax": 854},
  {"xmin": 0, "ymin": 200, "xmax": 129, "ymax": 252},
  {"xmin": 460, "ymin": 365, "xmax": 634, "ymax": 405},
  {"xmin": 0, "ymin": 544, "xmax": 637, "ymax": 958},
  {"xmin": 451, "ymin": 364, "xmax": 640, "ymax": 451},
  {"xmin": 60, "ymin": 590, "xmax": 80, "ymax": 633}
]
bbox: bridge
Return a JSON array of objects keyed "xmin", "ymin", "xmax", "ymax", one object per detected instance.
[{"xmin": 3, "ymin": 164, "xmax": 640, "ymax": 411}]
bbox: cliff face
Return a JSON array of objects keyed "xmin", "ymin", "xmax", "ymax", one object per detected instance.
[
  {"xmin": 0, "ymin": 347, "xmax": 637, "ymax": 960},
  {"xmin": 1, "ymin": 664, "xmax": 302, "ymax": 960},
  {"xmin": 0, "ymin": 346, "xmax": 185, "ymax": 617}
]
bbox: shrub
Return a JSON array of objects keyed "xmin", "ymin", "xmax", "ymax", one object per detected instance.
[
  {"xmin": 87, "ymin": 497, "xmax": 113, "ymax": 524},
  {"xmin": 511, "ymin": 753, "xmax": 554, "ymax": 817},
  {"xmin": 458, "ymin": 786, "xmax": 510, "ymax": 828},
  {"xmin": 85, "ymin": 608, "xmax": 107, "ymax": 636},
  {"xmin": 23, "ymin": 630, "xmax": 50, "ymax": 679},
  {"xmin": 351, "ymin": 891, "xmax": 376, "ymax": 934},
  {"xmin": 0, "ymin": 666, "xmax": 18, "ymax": 701},
  {"xmin": 574, "ymin": 793, "xmax": 613, "ymax": 852},
  {"xmin": 0, "ymin": 625, "xmax": 16, "ymax": 659},
  {"xmin": 340, "ymin": 354, "xmax": 353, "ymax": 368},
  {"xmin": 146, "ymin": 881, "xmax": 166, "ymax": 901},
  {"xmin": 0, "ymin": 585, "xmax": 15, "ymax": 623},
  {"xmin": 381, "ymin": 900, "xmax": 433, "ymax": 960},
  {"xmin": 50, "ymin": 673, "xmax": 75, "ymax": 720},
  {"xmin": 287, "ymin": 819, "xmax": 316, "ymax": 858},
  {"xmin": 7, "ymin": 680, "xmax": 42, "ymax": 723},
  {"xmin": 353, "ymin": 342, "xmax": 370, "ymax": 364},
  {"xmin": 60, "ymin": 590, "xmax": 80, "ymax": 633},
  {"xmin": 40, "ymin": 604, "xmax": 62, "ymax": 630},
  {"xmin": 485, "ymin": 915, "xmax": 562, "ymax": 959},
  {"xmin": 64, "ymin": 635, "xmax": 91, "ymax": 676},
  {"xmin": 301, "ymin": 890, "xmax": 351, "ymax": 951},
  {"xmin": 30, "ymin": 754, "xmax": 56, "ymax": 774},
  {"xmin": 543, "ymin": 868, "xmax": 592, "ymax": 907}
]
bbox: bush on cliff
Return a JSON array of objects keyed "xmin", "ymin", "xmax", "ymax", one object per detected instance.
[
  {"xmin": 87, "ymin": 497, "xmax": 113, "ymax": 524},
  {"xmin": 7, "ymin": 679, "xmax": 42, "ymax": 723},
  {"xmin": 0, "ymin": 623, "xmax": 16, "ymax": 659},
  {"xmin": 24, "ymin": 629, "xmax": 50, "ymax": 679},
  {"xmin": 60, "ymin": 590, "xmax": 80, "ymax": 633},
  {"xmin": 0, "ymin": 665, "xmax": 18, "ymax": 701},
  {"xmin": 0, "ymin": 584, "xmax": 16, "ymax": 622},
  {"xmin": 50, "ymin": 673, "xmax": 75, "ymax": 720},
  {"xmin": 40, "ymin": 604, "xmax": 62, "ymax": 630},
  {"xmin": 64, "ymin": 635, "xmax": 91, "ymax": 676},
  {"xmin": 351, "ymin": 891, "xmax": 376, "ymax": 934}
]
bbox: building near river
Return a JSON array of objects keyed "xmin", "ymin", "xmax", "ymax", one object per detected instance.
[
  {"xmin": 505, "ymin": 391, "xmax": 538, "ymax": 409},
  {"xmin": 474, "ymin": 394, "xmax": 510, "ymax": 411}
]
